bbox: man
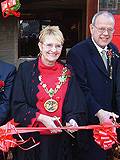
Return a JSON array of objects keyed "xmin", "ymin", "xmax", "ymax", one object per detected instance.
[
  {"xmin": 0, "ymin": 60, "xmax": 16, "ymax": 160},
  {"xmin": 116, "ymin": 62, "xmax": 120, "ymax": 116},
  {"xmin": 67, "ymin": 11, "xmax": 120, "ymax": 160}
]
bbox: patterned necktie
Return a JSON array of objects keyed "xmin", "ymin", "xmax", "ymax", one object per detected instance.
[{"xmin": 101, "ymin": 50, "xmax": 108, "ymax": 70}]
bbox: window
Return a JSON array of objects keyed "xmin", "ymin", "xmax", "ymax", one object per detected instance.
[
  {"xmin": 99, "ymin": 0, "xmax": 120, "ymax": 52},
  {"xmin": 19, "ymin": 19, "xmax": 40, "ymax": 58},
  {"xmin": 99, "ymin": 0, "xmax": 119, "ymax": 12},
  {"xmin": 18, "ymin": 9, "xmax": 82, "ymax": 59}
]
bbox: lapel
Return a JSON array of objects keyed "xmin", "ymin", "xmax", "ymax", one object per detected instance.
[
  {"xmin": 0, "ymin": 61, "xmax": 8, "ymax": 81},
  {"xmin": 0, "ymin": 75, "xmax": 2, "ymax": 80},
  {"xmin": 107, "ymin": 43, "xmax": 116, "ymax": 67},
  {"xmin": 30, "ymin": 59, "xmax": 39, "ymax": 105},
  {"xmin": 87, "ymin": 38, "xmax": 109, "ymax": 78}
]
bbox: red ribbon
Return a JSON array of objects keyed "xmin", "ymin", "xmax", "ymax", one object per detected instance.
[
  {"xmin": 0, "ymin": 120, "xmax": 119, "ymax": 152},
  {"xmin": 0, "ymin": 121, "xmax": 40, "ymax": 152},
  {"xmin": 2, "ymin": 8, "xmax": 20, "ymax": 18},
  {"xmin": 2, "ymin": 0, "xmax": 20, "ymax": 18}
]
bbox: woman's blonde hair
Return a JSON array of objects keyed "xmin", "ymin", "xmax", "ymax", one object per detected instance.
[{"xmin": 39, "ymin": 25, "xmax": 64, "ymax": 45}]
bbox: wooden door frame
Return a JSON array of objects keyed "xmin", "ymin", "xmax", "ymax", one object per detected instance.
[{"xmin": 86, "ymin": 0, "xmax": 99, "ymax": 37}]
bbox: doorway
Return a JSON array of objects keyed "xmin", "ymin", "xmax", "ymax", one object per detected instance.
[{"xmin": 18, "ymin": 0, "xmax": 87, "ymax": 60}]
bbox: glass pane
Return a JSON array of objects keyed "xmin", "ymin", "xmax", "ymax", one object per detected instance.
[
  {"xmin": 99, "ymin": 0, "xmax": 120, "ymax": 13},
  {"xmin": 19, "ymin": 20, "xmax": 40, "ymax": 58},
  {"xmin": 99, "ymin": 0, "xmax": 120, "ymax": 52}
]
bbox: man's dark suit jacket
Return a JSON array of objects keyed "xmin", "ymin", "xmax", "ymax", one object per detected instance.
[
  {"xmin": 67, "ymin": 37, "xmax": 120, "ymax": 124},
  {"xmin": 0, "ymin": 60, "xmax": 16, "ymax": 125},
  {"xmin": 116, "ymin": 61, "xmax": 120, "ymax": 116}
]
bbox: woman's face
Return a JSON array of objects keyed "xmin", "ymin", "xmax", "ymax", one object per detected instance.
[{"xmin": 39, "ymin": 35, "xmax": 63, "ymax": 66}]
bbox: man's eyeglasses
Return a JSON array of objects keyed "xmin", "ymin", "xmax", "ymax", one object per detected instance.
[
  {"xmin": 42, "ymin": 43, "xmax": 63, "ymax": 51},
  {"xmin": 93, "ymin": 25, "xmax": 114, "ymax": 34}
]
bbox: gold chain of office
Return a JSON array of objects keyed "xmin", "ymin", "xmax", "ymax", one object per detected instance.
[{"xmin": 39, "ymin": 67, "xmax": 69, "ymax": 112}]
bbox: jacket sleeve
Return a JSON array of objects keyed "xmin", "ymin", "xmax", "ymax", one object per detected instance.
[
  {"xmin": 0, "ymin": 65, "xmax": 16, "ymax": 125},
  {"xmin": 67, "ymin": 49, "xmax": 101, "ymax": 116},
  {"xmin": 116, "ymin": 59, "xmax": 120, "ymax": 114},
  {"xmin": 62, "ymin": 67, "xmax": 87, "ymax": 126},
  {"xmin": 11, "ymin": 63, "xmax": 39, "ymax": 127}
]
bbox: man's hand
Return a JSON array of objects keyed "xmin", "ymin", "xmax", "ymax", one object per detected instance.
[{"xmin": 95, "ymin": 109, "xmax": 119, "ymax": 124}]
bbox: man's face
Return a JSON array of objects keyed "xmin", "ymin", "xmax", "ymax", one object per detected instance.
[{"xmin": 90, "ymin": 15, "xmax": 114, "ymax": 48}]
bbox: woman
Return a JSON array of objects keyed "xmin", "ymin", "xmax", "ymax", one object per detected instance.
[{"xmin": 11, "ymin": 26, "xmax": 86, "ymax": 160}]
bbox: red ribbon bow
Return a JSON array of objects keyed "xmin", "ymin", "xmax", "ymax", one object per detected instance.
[
  {"xmin": 1, "ymin": 0, "xmax": 20, "ymax": 18},
  {"xmin": 93, "ymin": 126, "xmax": 117, "ymax": 150},
  {"xmin": 0, "ymin": 121, "xmax": 40, "ymax": 152}
]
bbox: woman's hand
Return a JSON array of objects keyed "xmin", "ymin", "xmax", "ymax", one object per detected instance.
[
  {"xmin": 66, "ymin": 119, "xmax": 78, "ymax": 133},
  {"xmin": 37, "ymin": 114, "xmax": 62, "ymax": 133}
]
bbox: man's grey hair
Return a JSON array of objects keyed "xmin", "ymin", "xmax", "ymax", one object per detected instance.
[{"xmin": 92, "ymin": 11, "xmax": 115, "ymax": 26}]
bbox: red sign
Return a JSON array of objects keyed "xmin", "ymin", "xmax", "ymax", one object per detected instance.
[{"xmin": 112, "ymin": 15, "xmax": 120, "ymax": 52}]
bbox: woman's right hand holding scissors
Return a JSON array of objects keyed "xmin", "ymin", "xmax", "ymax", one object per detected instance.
[{"xmin": 37, "ymin": 114, "xmax": 62, "ymax": 133}]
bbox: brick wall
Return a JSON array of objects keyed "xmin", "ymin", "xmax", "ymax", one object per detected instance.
[{"xmin": 0, "ymin": 17, "xmax": 18, "ymax": 65}]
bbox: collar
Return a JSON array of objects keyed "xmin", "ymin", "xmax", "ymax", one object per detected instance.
[
  {"xmin": 92, "ymin": 37, "xmax": 108, "ymax": 56},
  {"xmin": 92, "ymin": 37, "xmax": 108, "ymax": 53},
  {"xmin": 38, "ymin": 57, "xmax": 58, "ymax": 71}
]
